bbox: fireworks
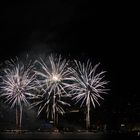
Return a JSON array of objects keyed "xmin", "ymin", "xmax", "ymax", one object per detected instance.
[
  {"xmin": 0, "ymin": 58, "xmax": 37, "ymax": 128},
  {"xmin": 31, "ymin": 54, "xmax": 71, "ymax": 124},
  {"xmin": 67, "ymin": 60, "xmax": 109, "ymax": 129},
  {"xmin": 0, "ymin": 54, "xmax": 109, "ymax": 129}
]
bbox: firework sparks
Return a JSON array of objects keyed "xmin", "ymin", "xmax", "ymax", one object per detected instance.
[
  {"xmin": 32, "ymin": 54, "xmax": 70, "ymax": 124},
  {"xmin": 67, "ymin": 60, "xmax": 109, "ymax": 129},
  {"xmin": 0, "ymin": 58, "xmax": 37, "ymax": 129}
]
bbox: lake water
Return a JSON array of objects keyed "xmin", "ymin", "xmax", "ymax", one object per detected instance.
[{"xmin": 0, "ymin": 132, "xmax": 139, "ymax": 140}]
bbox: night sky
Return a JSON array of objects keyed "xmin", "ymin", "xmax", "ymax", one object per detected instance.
[{"xmin": 0, "ymin": 1, "xmax": 139, "ymax": 128}]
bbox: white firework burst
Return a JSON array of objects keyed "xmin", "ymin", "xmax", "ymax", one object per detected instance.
[
  {"xmin": 67, "ymin": 60, "xmax": 109, "ymax": 129},
  {"xmin": 0, "ymin": 58, "xmax": 37, "ymax": 129},
  {"xmin": 32, "ymin": 54, "xmax": 70, "ymax": 124}
]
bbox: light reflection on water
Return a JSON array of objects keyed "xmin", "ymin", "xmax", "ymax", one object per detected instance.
[{"xmin": 0, "ymin": 132, "xmax": 139, "ymax": 140}]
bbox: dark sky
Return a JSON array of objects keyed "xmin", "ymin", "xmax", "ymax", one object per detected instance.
[{"xmin": 0, "ymin": 2, "xmax": 139, "ymax": 107}]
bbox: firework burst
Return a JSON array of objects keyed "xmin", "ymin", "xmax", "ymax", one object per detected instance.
[
  {"xmin": 0, "ymin": 57, "xmax": 37, "ymax": 129},
  {"xmin": 67, "ymin": 60, "xmax": 109, "ymax": 129},
  {"xmin": 32, "ymin": 54, "xmax": 70, "ymax": 125}
]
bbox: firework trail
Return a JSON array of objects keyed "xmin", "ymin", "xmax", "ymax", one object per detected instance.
[
  {"xmin": 67, "ymin": 59, "xmax": 109, "ymax": 129},
  {"xmin": 0, "ymin": 57, "xmax": 37, "ymax": 129},
  {"xmin": 31, "ymin": 54, "xmax": 70, "ymax": 125}
]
